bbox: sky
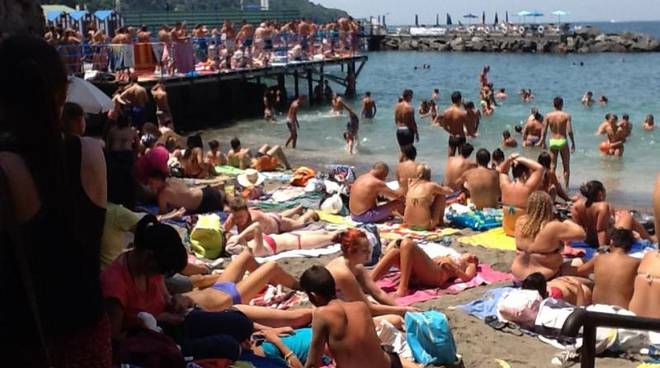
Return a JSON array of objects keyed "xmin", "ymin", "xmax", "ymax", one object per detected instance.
[{"xmin": 313, "ymin": 0, "xmax": 660, "ymax": 25}]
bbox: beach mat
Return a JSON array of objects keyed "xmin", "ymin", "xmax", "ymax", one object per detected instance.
[
  {"xmin": 376, "ymin": 263, "xmax": 512, "ymax": 306},
  {"xmin": 378, "ymin": 223, "xmax": 462, "ymax": 242},
  {"xmin": 255, "ymin": 244, "xmax": 341, "ymax": 263},
  {"xmin": 458, "ymin": 227, "xmax": 515, "ymax": 251}
]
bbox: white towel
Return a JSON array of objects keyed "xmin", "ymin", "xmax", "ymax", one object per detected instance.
[{"xmin": 255, "ymin": 243, "xmax": 341, "ymax": 262}]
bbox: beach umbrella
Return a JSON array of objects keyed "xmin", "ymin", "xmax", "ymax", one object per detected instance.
[
  {"xmin": 463, "ymin": 13, "xmax": 478, "ymax": 24},
  {"xmin": 505, "ymin": 11, "xmax": 509, "ymax": 23},
  {"xmin": 482, "ymin": 11, "xmax": 486, "ymax": 25},
  {"xmin": 528, "ymin": 10, "xmax": 544, "ymax": 24},
  {"xmin": 494, "ymin": 12, "xmax": 499, "ymax": 25},
  {"xmin": 446, "ymin": 13, "xmax": 452, "ymax": 25},
  {"xmin": 66, "ymin": 76, "xmax": 112, "ymax": 113},
  {"xmin": 552, "ymin": 10, "xmax": 569, "ymax": 23},
  {"xmin": 517, "ymin": 10, "xmax": 531, "ymax": 23},
  {"xmin": 436, "ymin": 14, "xmax": 439, "ymax": 26}
]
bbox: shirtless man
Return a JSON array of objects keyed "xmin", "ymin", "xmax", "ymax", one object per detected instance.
[
  {"xmin": 227, "ymin": 137, "xmax": 252, "ymax": 169},
  {"xmin": 523, "ymin": 109, "xmax": 544, "ymax": 147},
  {"xmin": 577, "ymin": 228, "xmax": 640, "ymax": 308},
  {"xmin": 629, "ymin": 174, "xmax": 660, "ymax": 318},
  {"xmin": 119, "ymin": 75, "xmax": 149, "ymax": 128},
  {"xmin": 151, "ymin": 81, "xmax": 173, "ymax": 128},
  {"xmin": 331, "ymin": 94, "xmax": 344, "ymax": 115},
  {"xmin": 643, "ymin": 114, "xmax": 655, "ymax": 131},
  {"xmin": 223, "ymin": 197, "xmax": 318, "ymax": 243},
  {"xmin": 441, "ymin": 91, "xmax": 468, "ymax": 157},
  {"xmin": 286, "ymin": 95, "xmax": 302, "ymax": 149},
  {"xmin": 596, "ymin": 113, "xmax": 625, "ymax": 156},
  {"xmin": 361, "ymin": 91, "xmax": 377, "ymax": 119},
  {"xmin": 158, "ymin": 25, "xmax": 171, "ymax": 43},
  {"xmin": 581, "ymin": 91, "xmax": 594, "ymax": 107},
  {"xmin": 619, "ymin": 113, "xmax": 632, "ymax": 141},
  {"xmin": 221, "ymin": 20, "xmax": 237, "ymax": 53},
  {"xmin": 395, "ymin": 145, "xmax": 418, "ymax": 196},
  {"xmin": 394, "ymin": 89, "xmax": 419, "ymax": 159},
  {"xmin": 298, "ymin": 19, "xmax": 313, "ymax": 55},
  {"xmin": 350, "ymin": 162, "xmax": 403, "ymax": 223},
  {"xmin": 253, "ymin": 22, "xmax": 268, "ymax": 57},
  {"xmin": 456, "ymin": 148, "xmax": 500, "ymax": 209},
  {"xmin": 236, "ymin": 20, "xmax": 255, "ymax": 58},
  {"xmin": 495, "ymin": 88, "xmax": 507, "ymax": 100},
  {"xmin": 541, "ymin": 97, "xmax": 575, "ymax": 189},
  {"xmin": 146, "ymin": 171, "xmax": 226, "ymax": 215},
  {"xmin": 301, "ymin": 266, "xmax": 404, "ymax": 368},
  {"xmin": 499, "ymin": 154, "xmax": 545, "ymax": 236},
  {"xmin": 464, "ymin": 101, "xmax": 480, "ymax": 138},
  {"xmin": 444, "ymin": 143, "xmax": 476, "ymax": 192},
  {"xmin": 137, "ymin": 25, "xmax": 151, "ymax": 43}
]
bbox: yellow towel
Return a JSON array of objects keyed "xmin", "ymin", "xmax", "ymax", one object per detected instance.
[
  {"xmin": 637, "ymin": 364, "xmax": 660, "ymax": 368},
  {"xmin": 318, "ymin": 211, "xmax": 356, "ymax": 227},
  {"xmin": 459, "ymin": 227, "xmax": 516, "ymax": 251}
]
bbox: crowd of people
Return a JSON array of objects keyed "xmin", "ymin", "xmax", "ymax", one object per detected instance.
[
  {"xmin": 45, "ymin": 17, "xmax": 363, "ymax": 77},
  {"xmin": 3, "ymin": 30, "xmax": 660, "ymax": 368}
]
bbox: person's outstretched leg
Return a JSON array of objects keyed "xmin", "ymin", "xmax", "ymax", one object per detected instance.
[
  {"xmin": 279, "ymin": 210, "xmax": 320, "ymax": 232},
  {"xmin": 217, "ymin": 249, "xmax": 258, "ymax": 283},
  {"xmin": 396, "ymin": 238, "xmax": 419, "ymax": 297},
  {"xmin": 233, "ymin": 305, "xmax": 312, "ymax": 328},
  {"xmin": 298, "ymin": 230, "xmax": 339, "ymax": 249},
  {"xmin": 370, "ymin": 246, "xmax": 401, "ymax": 282},
  {"xmin": 268, "ymin": 145, "xmax": 291, "ymax": 169},
  {"xmin": 560, "ymin": 145, "xmax": 571, "ymax": 189},
  {"xmin": 236, "ymin": 261, "xmax": 299, "ymax": 303}
]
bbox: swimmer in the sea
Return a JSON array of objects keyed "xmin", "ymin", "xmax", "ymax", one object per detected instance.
[{"xmin": 361, "ymin": 91, "xmax": 377, "ymax": 119}]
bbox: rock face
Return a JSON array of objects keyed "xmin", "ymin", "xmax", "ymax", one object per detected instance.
[
  {"xmin": 379, "ymin": 28, "xmax": 660, "ymax": 53},
  {"xmin": 0, "ymin": 0, "xmax": 44, "ymax": 37}
]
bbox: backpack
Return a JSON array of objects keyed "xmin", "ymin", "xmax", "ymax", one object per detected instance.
[
  {"xmin": 496, "ymin": 289, "xmax": 543, "ymax": 328},
  {"xmin": 190, "ymin": 214, "xmax": 224, "ymax": 259},
  {"xmin": 405, "ymin": 311, "xmax": 458, "ymax": 365}
]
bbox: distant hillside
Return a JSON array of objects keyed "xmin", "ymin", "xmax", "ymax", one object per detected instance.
[{"xmin": 43, "ymin": 0, "xmax": 349, "ymax": 23}]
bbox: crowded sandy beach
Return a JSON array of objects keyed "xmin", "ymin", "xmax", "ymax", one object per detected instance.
[{"xmin": 4, "ymin": 4, "xmax": 660, "ymax": 368}]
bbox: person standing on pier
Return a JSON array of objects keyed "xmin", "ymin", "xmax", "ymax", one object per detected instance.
[
  {"xmin": 286, "ymin": 95, "xmax": 302, "ymax": 149},
  {"xmin": 394, "ymin": 89, "xmax": 419, "ymax": 161},
  {"xmin": 540, "ymin": 96, "xmax": 576, "ymax": 189}
]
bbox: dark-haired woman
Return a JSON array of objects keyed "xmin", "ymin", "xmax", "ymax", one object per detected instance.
[
  {"xmin": 571, "ymin": 180, "xmax": 651, "ymax": 247},
  {"xmin": 537, "ymin": 151, "xmax": 571, "ymax": 203},
  {"xmin": 180, "ymin": 134, "xmax": 208, "ymax": 178},
  {"xmin": 1, "ymin": 36, "xmax": 110, "ymax": 366}
]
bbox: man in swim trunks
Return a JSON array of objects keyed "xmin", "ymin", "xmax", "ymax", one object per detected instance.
[
  {"xmin": 146, "ymin": 170, "xmax": 226, "ymax": 214},
  {"xmin": 596, "ymin": 113, "xmax": 625, "ymax": 156},
  {"xmin": 395, "ymin": 145, "xmax": 418, "ymax": 196},
  {"xmin": 541, "ymin": 96, "xmax": 575, "ymax": 189},
  {"xmin": 227, "ymin": 137, "xmax": 252, "ymax": 169},
  {"xmin": 394, "ymin": 89, "xmax": 419, "ymax": 160},
  {"xmin": 464, "ymin": 101, "xmax": 480, "ymax": 138},
  {"xmin": 350, "ymin": 162, "xmax": 403, "ymax": 223},
  {"xmin": 457, "ymin": 148, "xmax": 500, "ymax": 209},
  {"xmin": 151, "ymin": 80, "xmax": 173, "ymax": 128},
  {"xmin": 236, "ymin": 20, "xmax": 255, "ymax": 58},
  {"xmin": 444, "ymin": 142, "xmax": 476, "ymax": 193},
  {"xmin": 361, "ymin": 91, "xmax": 377, "ymax": 119},
  {"xmin": 301, "ymin": 266, "xmax": 404, "ymax": 368},
  {"xmin": 523, "ymin": 109, "xmax": 544, "ymax": 147},
  {"xmin": 441, "ymin": 91, "xmax": 468, "ymax": 157},
  {"xmin": 119, "ymin": 75, "xmax": 149, "ymax": 129},
  {"xmin": 286, "ymin": 95, "xmax": 302, "ymax": 149},
  {"xmin": 499, "ymin": 154, "xmax": 545, "ymax": 236}
]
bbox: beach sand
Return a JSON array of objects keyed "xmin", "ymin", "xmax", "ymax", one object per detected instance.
[{"xmin": 275, "ymin": 242, "xmax": 640, "ymax": 368}]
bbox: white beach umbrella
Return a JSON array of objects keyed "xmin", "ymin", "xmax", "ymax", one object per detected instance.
[
  {"xmin": 552, "ymin": 10, "xmax": 569, "ymax": 23},
  {"xmin": 66, "ymin": 76, "xmax": 113, "ymax": 113},
  {"xmin": 517, "ymin": 10, "xmax": 531, "ymax": 24}
]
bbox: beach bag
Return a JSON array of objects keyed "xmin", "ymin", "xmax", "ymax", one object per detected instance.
[
  {"xmin": 290, "ymin": 167, "xmax": 316, "ymax": 187},
  {"xmin": 326, "ymin": 164, "xmax": 356, "ymax": 184},
  {"xmin": 496, "ymin": 289, "xmax": 543, "ymax": 328},
  {"xmin": 405, "ymin": 311, "xmax": 458, "ymax": 365},
  {"xmin": 320, "ymin": 193, "xmax": 344, "ymax": 214},
  {"xmin": 190, "ymin": 214, "xmax": 224, "ymax": 259},
  {"xmin": 360, "ymin": 224, "xmax": 382, "ymax": 266}
]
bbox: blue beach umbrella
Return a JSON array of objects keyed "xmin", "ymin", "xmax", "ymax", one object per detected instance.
[
  {"xmin": 494, "ymin": 12, "xmax": 499, "ymax": 25},
  {"xmin": 517, "ymin": 10, "xmax": 531, "ymax": 24},
  {"xmin": 446, "ymin": 13, "xmax": 453, "ymax": 26},
  {"xmin": 528, "ymin": 10, "xmax": 544, "ymax": 24},
  {"xmin": 552, "ymin": 10, "xmax": 569, "ymax": 23}
]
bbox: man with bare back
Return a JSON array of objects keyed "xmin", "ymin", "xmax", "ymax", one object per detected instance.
[
  {"xmin": 286, "ymin": 95, "xmax": 302, "ymax": 149},
  {"xmin": 394, "ymin": 89, "xmax": 419, "ymax": 160},
  {"xmin": 441, "ymin": 91, "xmax": 468, "ymax": 157},
  {"xmin": 541, "ymin": 96, "xmax": 575, "ymax": 189}
]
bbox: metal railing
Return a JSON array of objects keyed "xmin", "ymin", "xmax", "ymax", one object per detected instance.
[
  {"xmin": 561, "ymin": 309, "xmax": 660, "ymax": 368},
  {"xmin": 56, "ymin": 31, "xmax": 366, "ymax": 76}
]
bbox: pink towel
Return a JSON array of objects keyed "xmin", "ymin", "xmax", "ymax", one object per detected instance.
[{"xmin": 376, "ymin": 264, "xmax": 513, "ymax": 306}]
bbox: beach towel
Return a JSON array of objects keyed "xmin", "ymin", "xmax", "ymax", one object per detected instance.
[
  {"xmin": 458, "ymin": 287, "xmax": 515, "ymax": 320},
  {"xmin": 459, "ymin": 227, "xmax": 516, "ymax": 251},
  {"xmin": 377, "ymin": 263, "xmax": 512, "ymax": 306},
  {"xmin": 133, "ymin": 43, "xmax": 156, "ymax": 73},
  {"xmin": 255, "ymin": 243, "xmax": 341, "ymax": 263},
  {"xmin": 317, "ymin": 211, "xmax": 355, "ymax": 227},
  {"xmin": 378, "ymin": 223, "xmax": 462, "ymax": 242},
  {"xmin": 570, "ymin": 240, "xmax": 658, "ymax": 261},
  {"xmin": 214, "ymin": 165, "xmax": 244, "ymax": 176},
  {"xmin": 249, "ymin": 285, "xmax": 308, "ymax": 310},
  {"xmin": 174, "ymin": 41, "xmax": 195, "ymax": 74},
  {"xmin": 445, "ymin": 204, "xmax": 502, "ymax": 231}
]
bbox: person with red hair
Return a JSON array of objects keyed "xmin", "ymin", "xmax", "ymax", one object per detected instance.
[{"xmin": 324, "ymin": 229, "xmax": 417, "ymax": 316}]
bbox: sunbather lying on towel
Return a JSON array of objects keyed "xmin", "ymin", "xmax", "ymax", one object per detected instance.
[
  {"xmin": 522, "ymin": 272, "xmax": 593, "ymax": 306},
  {"xmin": 371, "ymin": 238, "xmax": 479, "ymax": 297},
  {"xmin": 146, "ymin": 170, "xmax": 226, "ymax": 214},
  {"xmin": 226, "ymin": 228, "xmax": 340, "ymax": 257},
  {"xmin": 325, "ymin": 229, "xmax": 417, "ymax": 316},
  {"xmin": 224, "ymin": 197, "xmax": 319, "ymax": 242}
]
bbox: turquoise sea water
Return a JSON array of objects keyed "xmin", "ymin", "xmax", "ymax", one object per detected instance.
[{"xmin": 202, "ymin": 51, "xmax": 660, "ymax": 208}]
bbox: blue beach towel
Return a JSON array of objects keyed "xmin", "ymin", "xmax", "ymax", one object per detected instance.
[
  {"xmin": 457, "ymin": 287, "xmax": 515, "ymax": 320},
  {"xmin": 570, "ymin": 239, "xmax": 657, "ymax": 260},
  {"xmin": 446, "ymin": 208, "xmax": 503, "ymax": 231}
]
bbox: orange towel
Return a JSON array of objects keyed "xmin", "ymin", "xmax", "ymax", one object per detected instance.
[{"xmin": 133, "ymin": 43, "xmax": 155, "ymax": 73}]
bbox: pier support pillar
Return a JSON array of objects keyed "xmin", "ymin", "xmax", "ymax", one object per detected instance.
[
  {"xmin": 345, "ymin": 61, "xmax": 356, "ymax": 97},
  {"xmin": 319, "ymin": 66, "xmax": 324, "ymax": 102},
  {"xmin": 293, "ymin": 70, "xmax": 299, "ymax": 98},
  {"xmin": 307, "ymin": 69, "xmax": 313, "ymax": 105}
]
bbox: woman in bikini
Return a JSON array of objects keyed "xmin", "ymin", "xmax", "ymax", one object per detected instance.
[
  {"xmin": 629, "ymin": 174, "xmax": 660, "ymax": 318},
  {"xmin": 571, "ymin": 180, "xmax": 652, "ymax": 247},
  {"xmin": 180, "ymin": 134, "xmax": 208, "ymax": 179},
  {"xmin": 371, "ymin": 238, "xmax": 479, "ymax": 297},
  {"xmin": 226, "ymin": 228, "xmax": 341, "ymax": 256},
  {"xmin": 537, "ymin": 152, "xmax": 571, "ymax": 203},
  {"xmin": 403, "ymin": 164, "xmax": 453, "ymax": 230},
  {"xmin": 512, "ymin": 191, "xmax": 587, "ymax": 281},
  {"xmin": 499, "ymin": 154, "xmax": 546, "ymax": 236}
]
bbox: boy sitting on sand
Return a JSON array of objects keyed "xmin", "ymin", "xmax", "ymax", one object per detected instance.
[
  {"xmin": 300, "ymin": 265, "xmax": 404, "ymax": 368},
  {"xmin": 577, "ymin": 228, "xmax": 641, "ymax": 309}
]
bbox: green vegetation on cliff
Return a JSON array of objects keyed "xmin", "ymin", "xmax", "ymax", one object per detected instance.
[{"xmin": 43, "ymin": 0, "xmax": 349, "ymax": 22}]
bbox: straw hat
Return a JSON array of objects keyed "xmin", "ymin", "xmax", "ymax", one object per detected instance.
[{"xmin": 237, "ymin": 169, "xmax": 265, "ymax": 188}]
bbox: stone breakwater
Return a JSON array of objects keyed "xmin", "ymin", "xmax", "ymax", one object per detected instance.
[{"xmin": 380, "ymin": 28, "xmax": 660, "ymax": 53}]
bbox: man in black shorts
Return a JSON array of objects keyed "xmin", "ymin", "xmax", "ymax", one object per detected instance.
[
  {"xmin": 394, "ymin": 89, "xmax": 419, "ymax": 160},
  {"xmin": 441, "ymin": 91, "xmax": 468, "ymax": 157}
]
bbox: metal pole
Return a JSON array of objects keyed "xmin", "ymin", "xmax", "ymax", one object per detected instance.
[
  {"xmin": 293, "ymin": 70, "xmax": 299, "ymax": 97},
  {"xmin": 307, "ymin": 69, "xmax": 313, "ymax": 105},
  {"xmin": 581, "ymin": 324, "xmax": 596, "ymax": 368}
]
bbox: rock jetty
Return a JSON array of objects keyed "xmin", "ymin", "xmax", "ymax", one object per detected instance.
[{"xmin": 380, "ymin": 28, "xmax": 660, "ymax": 53}]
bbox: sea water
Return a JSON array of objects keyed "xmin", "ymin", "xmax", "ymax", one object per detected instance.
[{"xmin": 201, "ymin": 51, "xmax": 660, "ymax": 208}]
